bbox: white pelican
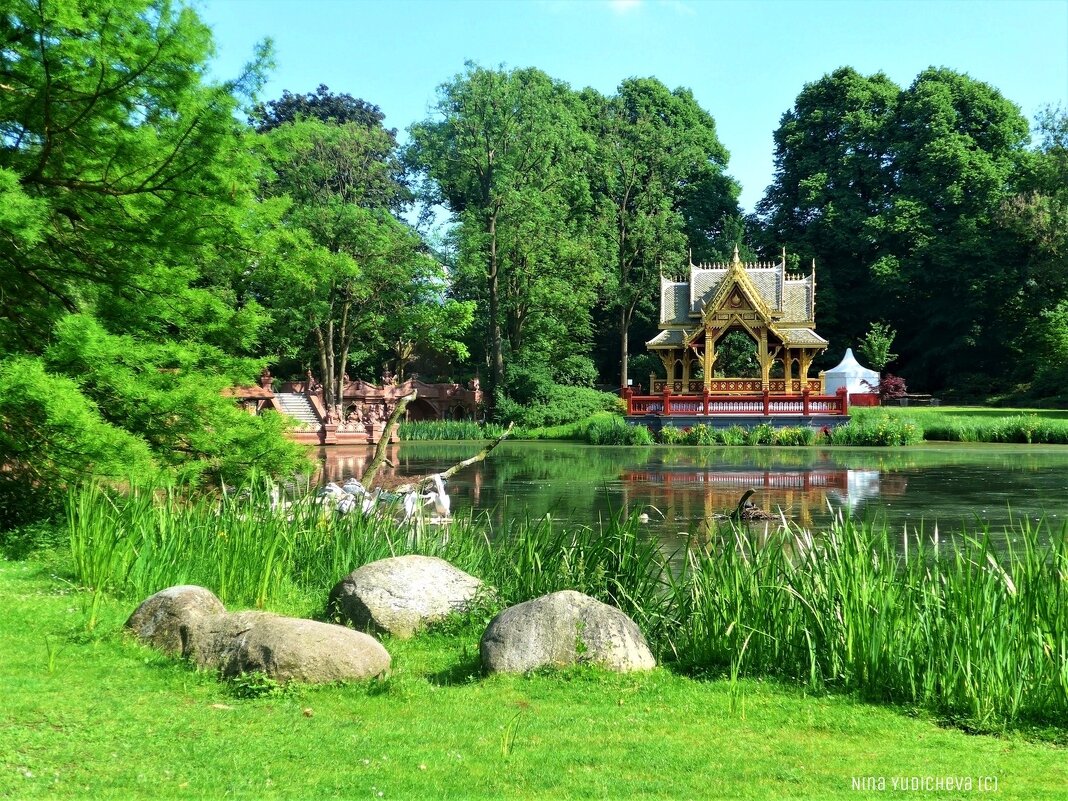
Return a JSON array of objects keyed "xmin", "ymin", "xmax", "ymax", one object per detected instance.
[
  {"xmin": 342, "ymin": 478, "xmax": 366, "ymax": 497},
  {"xmin": 402, "ymin": 490, "xmax": 420, "ymax": 522},
  {"xmin": 424, "ymin": 473, "xmax": 451, "ymax": 518},
  {"xmin": 360, "ymin": 486, "xmax": 383, "ymax": 515}
]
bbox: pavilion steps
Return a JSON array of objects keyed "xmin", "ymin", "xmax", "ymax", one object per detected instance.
[{"xmin": 274, "ymin": 392, "xmax": 320, "ymax": 427}]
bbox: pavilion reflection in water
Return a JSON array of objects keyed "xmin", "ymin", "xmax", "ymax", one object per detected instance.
[{"xmin": 622, "ymin": 466, "xmax": 897, "ymax": 529}]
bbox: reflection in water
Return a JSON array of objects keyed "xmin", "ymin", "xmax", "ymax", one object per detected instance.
[
  {"xmin": 314, "ymin": 442, "xmax": 1068, "ymax": 541},
  {"xmin": 620, "ymin": 467, "xmax": 894, "ymax": 529}
]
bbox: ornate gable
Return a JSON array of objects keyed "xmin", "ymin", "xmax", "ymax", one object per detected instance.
[{"xmin": 702, "ymin": 247, "xmax": 773, "ymax": 325}]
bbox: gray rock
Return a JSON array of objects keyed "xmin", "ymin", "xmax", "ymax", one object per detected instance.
[
  {"xmin": 127, "ymin": 585, "xmax": 390, "ymax": 684},
  {"xmin": 198, "ymin": 611, "xmax": 391, "ymax": 684},
  {"xmin": 480, "ymin": 590, "xmax": 656, "ymax": 674},
  {"xmin": 329, "ymin": 555, "xmax": 485, "ymax": 639},
  {"xmin": 125, "ymin": 585, "xmax": 226, "ymax": 658}
]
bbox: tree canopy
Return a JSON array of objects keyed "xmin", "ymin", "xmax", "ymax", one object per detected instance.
[
  {"xmin": 4, "ymin": 0, "xmax": 1067, "ymax": 535},
  {"xmin": 0, "ymin": 0, "xmax": 305, "ymax": 526},
  {"xmin": 759, "ymin": 66, "xmax": 1041, "ymax": 396}
]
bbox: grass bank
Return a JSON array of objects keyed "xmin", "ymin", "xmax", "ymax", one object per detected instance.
[
  {"xmin": 868, "ymin": 406, "xmax": 1068, "ymax": 444},
  {"xmin": 66, "ymin": 482, "xmax": 1068, "ymax": 731},
  {"xmin": 2, "ymin": 557, "xmax": 1067, "ymax": 800},
  {"xmin": 399, "ymin": 420, "xmax": 506, "ymax": 440},
  {"xmin": 515, "ymin": 411, "xmax": 653, "ymax": 444}
]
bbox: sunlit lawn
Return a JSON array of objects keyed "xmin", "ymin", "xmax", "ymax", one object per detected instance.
[
  {"xmin": 879, "ymin": 405, "xmax": 1068, "ymax": 420},
  {"xmin": 2, "ymin": 558, "xmax": 1066, "ymax": 801}
]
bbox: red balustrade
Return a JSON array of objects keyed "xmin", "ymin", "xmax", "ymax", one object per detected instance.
[{"xmin": 625, "ymin": 386, "xmax": 848, "ymax": 417}]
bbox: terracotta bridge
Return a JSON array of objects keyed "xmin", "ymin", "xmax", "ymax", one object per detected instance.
[{"xmin": 227, "ymin": 370, "xmax": 483, "ymax": 445}]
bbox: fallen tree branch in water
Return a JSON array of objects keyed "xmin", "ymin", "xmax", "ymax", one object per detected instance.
[{"xmin": 360, "ymin": 391, "xmax": 416, "ymax": 489}]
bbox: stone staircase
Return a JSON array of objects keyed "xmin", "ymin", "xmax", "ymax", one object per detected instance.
[{"xmin": 274, "ymin": 392, "xmax": 320, "ymax": 429}]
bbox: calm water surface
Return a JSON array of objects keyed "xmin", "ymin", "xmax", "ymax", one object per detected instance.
[{"xmin": 317, "ymin": 441, "xmax": 1068, "ymax": 540}]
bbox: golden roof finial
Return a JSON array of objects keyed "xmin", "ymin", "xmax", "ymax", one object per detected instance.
[{"xmin": 732, "ymin": 244, "xmax": 741, "ymax": 266}]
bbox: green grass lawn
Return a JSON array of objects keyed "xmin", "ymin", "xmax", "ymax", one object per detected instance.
[
  {"xmin": 879, "ymin": 405, "xmax": 1068, "ymax": 421},
  {"xmin": 2, "ymin": 557, "xmax": 1065, "ymax": 801}
]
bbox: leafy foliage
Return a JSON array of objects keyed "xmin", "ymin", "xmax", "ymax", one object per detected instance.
[
  {"xmin": 407, "ymin": 63, "xmax": 600, "ymax": 410},
  {"xmin": 496, "ymin": 386, "xmax": 621, "ymax": 429},
  {"xmin": 759, "ymin": 67, "xmax": 1039, "ymax": 395},
  {"xmin": 0, "ymin": 0, "xmax": 306, "ymax": 526},
  {"xmin": 0, "ymin": 357, "xmax": 156, "ymax": 528},
  {"xmin": 250, "ymin": 115, "xmax": 472, "ymax": 404},
  {"xmin": 856, "ymin": 321, "xmax": 898, "ymax": 371},
  {"xmin": 715, "ymin": 331, "xmax": 759, "ymax": 377},
  {"xmin": 584, "ymin": 78, "xmax": 740, "ymax": 387}
]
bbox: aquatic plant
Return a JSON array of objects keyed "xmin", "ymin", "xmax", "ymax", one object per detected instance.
[{"xmin": 67, "ymin": 481, "xmax": 1068, "ymax": 729}]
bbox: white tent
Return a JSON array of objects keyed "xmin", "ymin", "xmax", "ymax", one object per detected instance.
[{"xmin": 823, "ymin": 348, "xmax": 879, "ymax": 394}]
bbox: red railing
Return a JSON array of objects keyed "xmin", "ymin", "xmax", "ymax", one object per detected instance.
[
  {"xmin": 651, "ymin": 378, "xmax": 823, "ymax": 394},
  {"xmin": 624, "ymin": 387, "xmax": 849, "ymax": 416}
]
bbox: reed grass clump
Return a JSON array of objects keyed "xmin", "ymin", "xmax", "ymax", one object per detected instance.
[
  {"xmin": 582, "ymin": 415, "xmax": 655, "ymax": 445},
  {"xmin": 920, "ymin": 414, "xmax": 1068, "ymax": 444},
  {"xmin": 67, "ymin": 481, "xmax": 1068, "ymax": 729},
  {"xmin": 657, "ymin": 424, "xmax": 816, "ymax": 447},
  {"xmin": 827, "ymin": 412, "xmax": 922, "ymax": 445},
  {"xmin": 675, "ymin": 517, "xmax": 1068, "ymax": 729},
  {"xmin": 399, "ymin": 420, "xmax": 506, "ymax": 440}
]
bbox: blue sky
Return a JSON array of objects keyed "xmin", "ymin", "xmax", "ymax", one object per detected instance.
[{"xmin": 196, "ymin": 0, "xmax": 1068, "ymax": 212}]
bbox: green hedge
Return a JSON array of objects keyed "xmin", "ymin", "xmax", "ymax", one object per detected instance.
[{"xmin": 660, "ymin": 423, "xmax": 817, "ymax": 447}]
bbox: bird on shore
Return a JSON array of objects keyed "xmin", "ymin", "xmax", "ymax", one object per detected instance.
[{"xmin": 424, "ymin": 473, "xmax": 451, "ymax": 518}]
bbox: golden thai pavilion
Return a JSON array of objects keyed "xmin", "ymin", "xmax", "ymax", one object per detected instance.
[{"xmin": 646, "ymin": 246, "xmax": 828, "ymax": 394}]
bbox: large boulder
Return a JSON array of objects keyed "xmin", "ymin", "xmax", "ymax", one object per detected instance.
[
  {"xmin": 198, "ymin": 611, "xmax": 391, "ymax": 684},
  {"xmin": 125, "ymin": 585, "xmax": 226, "ymax": 659},
  {"xmin": 480, "ymin": 590, "xmax": 656, "ymax": 674},
  {"xmin": 126, "ymin": 586, "xmax": 391, "ymax": 684},
  {"xmin": 329, "ymin": 555, "xmax": 485, "ymax": 639}
]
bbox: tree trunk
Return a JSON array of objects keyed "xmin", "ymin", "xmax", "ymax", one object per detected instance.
[
  {"xmin": 360, "ymin": 391, "xmax": 416, "ymax": 488},
  {"xmin": 336, "ymin": 297, "xmax": 350, "ymax": 416},
  {"xmin": 324, "ymin": 318, "xmax": 336, "ymax": 408},
  {"xmin": 315, "ymin": 327, "xmax": 330, "ymax": 404},
  {"xmin": 620, "ymin": 305, "xmax": 630, "ymax": 390},
  {"xmin": 487, "ymin": 210, "xmax": 504, "ymax": 415}
]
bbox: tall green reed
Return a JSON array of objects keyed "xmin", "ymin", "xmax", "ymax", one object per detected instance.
[
  {"xmin": 67, "ymin": 479, "xmax": 1067, "ymax": 728},
  {"xmin": 673, "ymin": 514, "xmax": 1068, "ymax": 728},
  {"xmin": 399, "ymin": 420, "xmax": 505, "ymax": 441}
]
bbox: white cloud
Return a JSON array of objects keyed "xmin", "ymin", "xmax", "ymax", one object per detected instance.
[{"xmin": 608, "ymin": 0, "xmax": 642, "ymax": 14}]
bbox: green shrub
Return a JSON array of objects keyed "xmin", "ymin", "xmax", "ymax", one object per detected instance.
[
  {"xmin": 772, "ymin": 426, "xmax": 817, "ymax": 446},
  {"xmin": 659, "ymin": 426, "xmax": 687, "ymax": 445},
  {"xmin": 828, "ymin": 413, "xmax": 922, "ymax": 446},
  {"xmin": 584, "ymin": 416, "xmax": 653, "ymax": 445},
  {"xmin": 498, "ymin": 384, "xmax": 621, "ymax": 428},
  {"xmin": 719, "ymin": 425, "xmax": 747, "ymax": 446},
  {"xmin": 552, "ymin": 355, "xmax": 599, "ymax": 388},
  {"xmin": 745, "ymin": 422, "xmax": 776, "ymax": 445},
  {"xmin": 504, "ymin": 362, "xmax": 554, "ymax": 405},
  {"xmin": 399, "ymin": 420, "xmax": 505, "ymax": 441},
  {"xmin": 686, "ymin": 424, "xmax": 718, "ymax": 446}
]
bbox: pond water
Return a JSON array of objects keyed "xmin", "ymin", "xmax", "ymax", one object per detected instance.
[{"xmin": 317, "ymin": 441, "xmax": 1068, "ymax": 542}]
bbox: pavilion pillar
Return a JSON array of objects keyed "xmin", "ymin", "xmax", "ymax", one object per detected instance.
[
  {"xmin": 759, "ymin": 329, "xmax": 770, "ymax": 390},
  {"xmin": 703, "ymin": 330, "xmax": 713, "ymax": 391},
  {"xmin": 800, "ymin": 351, "xmax": 813, "ymax": 391},
  {"xmin": 784, "ymin": 347, "xmax": 793, "ymax": 392}
]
